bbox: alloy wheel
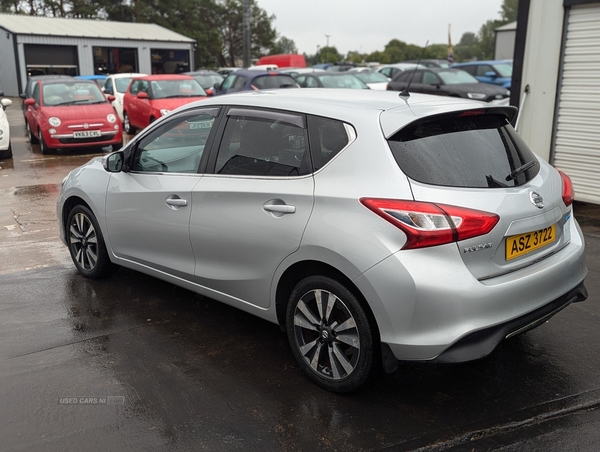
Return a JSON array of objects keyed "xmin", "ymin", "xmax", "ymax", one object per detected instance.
[
  {"xmin": 292, "ymin": 289, "xmax": 361, "ymax": 381},
  {"xmin": 69, "ymin": 212, "xmax": 99, "ymax": 271}
]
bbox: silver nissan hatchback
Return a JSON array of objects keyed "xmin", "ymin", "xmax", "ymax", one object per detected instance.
[{"xmin": 57, "ymin": 89, "xmax": 588, "ymax": 393}]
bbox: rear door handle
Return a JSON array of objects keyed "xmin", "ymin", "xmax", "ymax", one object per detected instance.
[{"xmin": 263, "ymin": 204, "xmax": 296, "ymax": 214}]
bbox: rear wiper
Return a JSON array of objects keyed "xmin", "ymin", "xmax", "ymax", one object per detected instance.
[{"xmin": 505, "ymin": 160, "xmax": 538, "ymax": 181}]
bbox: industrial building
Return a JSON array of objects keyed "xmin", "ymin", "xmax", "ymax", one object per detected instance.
[{"xmin": 0, "ymin": 14, "xmax": 195, "ymax": 97}]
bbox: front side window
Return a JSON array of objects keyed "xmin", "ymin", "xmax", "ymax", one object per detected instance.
[
  {"xmin": 251, "ymin": 75, "xmax": 296, "ymax": 89},
  {"xmin": 438, "ymin": 70, "xmax": 479, "ymax": 84},
  {"xmin": 221, "ymin": 75, "xmax": 237, "ymax": 90},
  {"xmin": 388, "ymin": 113, "xmax": 540, "ymax": 188},
  {"xmin": 32, "ymin": 84, "xmax": 40, "ymax": 104},
  {"xmin": 149, "ymin": 79, "xmax": 206, "ymax": 99},
  {"xmin": 215, "ymin": 109, "xmax": 309, "ymax": 177},
  {"xmin": 422, "ymin": 72, "xmax": 441, "ymax": 85},
  {"xmin": 130, "ymin": 109, "xmax": 219, "ymax": 173},
  {"xmin": 129, "ymin": 80, "xmax": 141, "ymax": 95}
]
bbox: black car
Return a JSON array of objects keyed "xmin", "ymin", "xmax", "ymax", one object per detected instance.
[
  {"xmin": 403, "ymin": 59, "xmax": 451, "ymax": 68},
  {"xmin": 387, "ymin": 68, "xmax": 510, "ymax": 103},
  {"xmin": 294, "ymin": 71, "xmax": 368, "ymax": 89},
  {"xmin": 19, "ymin": 75, "xmax": 73, "ymax": 117},
  {"xmin": 183, "ymin": 70, "xmax": 224, "ymax": 96}
]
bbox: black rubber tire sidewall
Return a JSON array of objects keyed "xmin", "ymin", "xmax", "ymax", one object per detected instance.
[
  {"xmin": 66, "ymin": 205, "xmax": 118, "ymax": 279},
  {"xmin": 286, "ymin": 275, "xmax": 375, "ymax": 393}
]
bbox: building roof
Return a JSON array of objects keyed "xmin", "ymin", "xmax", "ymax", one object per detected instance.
[
  {"xmin": 0, "ymin": 14, "xmax": 194, "ymax": 43},
  {"xmin": 495, "ymin": 21, "xmax": 517, "ymax": 32}
]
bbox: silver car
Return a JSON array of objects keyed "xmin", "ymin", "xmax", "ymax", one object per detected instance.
[{"xmin": 57, "ymin": 89, "xmax": 588, "ymax": 393}]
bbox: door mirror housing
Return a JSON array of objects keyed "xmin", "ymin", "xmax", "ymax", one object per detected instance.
[
  {"xmin": 24, "ymin": 98, "xmax": 36, "ymax": 106},
  {"xmin": 137, "ymin": 92, "xmax": 149, "ymax": 99},
  {"xmin": 484, "ymin": 71, "xmax": 497, "ymax": 78},
  {"xmin": 103, "ymin": 151, "xmax": 124, "ymax": 173},
  {"xmin": 107, "ymin": 94, "xmax": 116, "ymax": 102},
  {"xmin": 1, "ymin": 98, "xmax": 12, "ymax": 110}
]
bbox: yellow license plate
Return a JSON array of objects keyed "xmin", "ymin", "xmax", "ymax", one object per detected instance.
[{"xmin": 506, "ymin": 224, "xmax": 556, "ymax": 261}]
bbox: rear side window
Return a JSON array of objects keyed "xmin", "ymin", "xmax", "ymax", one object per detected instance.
[
  {"xmin": 307, "ymin": 116, "xmax": 350, "ymax": 171},
  {"xmin": 388, "ymin": 114, "xmax": 540, "ymax": 188}
]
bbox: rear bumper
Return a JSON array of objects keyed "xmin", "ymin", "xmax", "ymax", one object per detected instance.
[{"xmin": 431, "ymin": 281, "xmax": 587, "ymax": 363}]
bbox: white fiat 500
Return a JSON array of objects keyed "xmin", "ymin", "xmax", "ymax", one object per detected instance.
[
  {"xmin": 57, "ymin": 89, "xmax": 587, "ymax": 393},
  {"xmin": 0, "ymin": 94, "xmax": 13, "ymax": 159}
]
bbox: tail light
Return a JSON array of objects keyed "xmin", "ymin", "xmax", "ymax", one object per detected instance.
[
  {"xmin": 360, "ymin": 199, "xmax": 499, "ymax": 250},
  {"xmin": 558, "ymin": 170, "xmax": 574, "ymax": 207}
]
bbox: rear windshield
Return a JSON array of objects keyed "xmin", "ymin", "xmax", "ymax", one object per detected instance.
[
  {"xmin": 388, "ymin": 114, "xmax": 540, "ymax": 188},
  {"xmin": 252, "ymin": 75, "xmax": 297, "ymax": 89}
]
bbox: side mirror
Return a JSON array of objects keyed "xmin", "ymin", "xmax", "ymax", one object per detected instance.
[
  {"xmin": 205, "ymin": 88, "xmax": 214, "ymax": 96},
  {"xmin": 1, "ymin": 98, "xmax": 12, "ymax": 109},
  {"xmin": 484, "ymin": 71, "xmax": 497, "ymax": 78},
  {"xmin": 213, "ymin": 82, "xmax": 221, "ymax": 90},
  {"xmin": 24, "ymin": 98, "xmax": 36, "ymax": 106},
  {"xmin": 107, "ymin": 94, "xmax": 116, "ymax": 102},
  {"xmin": 103, "ymin": 151, "xmax": 124, "ymax": 173},
  {"xmin": 137, "ymin": 92, "xmax": 148, "ymax": 99}
]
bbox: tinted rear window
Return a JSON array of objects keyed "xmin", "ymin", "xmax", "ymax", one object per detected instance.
[
  {"xmin": 252, "ymin": 75, "xmax": 296, "ymax": 89},
  {"xmin": 388, "ymin": 114, "xmax": 539, "ymax": 188}
]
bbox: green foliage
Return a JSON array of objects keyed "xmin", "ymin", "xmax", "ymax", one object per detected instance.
[
  {"xmin": 270, "ymin": 36, "xmax": 298, "ymax": 55},
  {"xmin": 500, "ymin": 0, "xmax": 519, "ymax": 22},
  {"xmin": 318, "ymin": 46, "xmax": 342, "ymax": 64}
]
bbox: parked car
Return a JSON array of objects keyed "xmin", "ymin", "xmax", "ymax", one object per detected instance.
[
  {"xmin": 56, "ymin": 89, "xmax": 588, "ymax": 393},
  {"xmin": 325, "ymin": 62, "xmax": 358, "ymax": 72},
  {"xmin": 75, "ymin": 75, "xmax": 108, "ymax": 88},
  {"xmin": 101, "ymin": 72, "xmax": 147, "ymax": 121},
  {"xmin": 376, "ymin": 63, "xmax": 425, "ymax": 80},
  {"xmin": 24, "ymin": 79, "xmax": 122, "ymax": 154},
  {"xmin": 19, "ymin": 74, "xmax": 73, "ymax": 117},
  {"xmin": 183, "ymin": 70, "xmax": 224, "ymax": 96},
  {"xmin": 347, "ymin": 69, "xmax": 389, "ymax": 90},
  {"xmin": 294, "ymin": 71, "xmax": 369, "ymax": 89},
  {"xmin": 278, "ymin": 67, "xmax": 318, "ymax": 77},
  {"xmin": 217, "ymin": 67, "xmax": 241, "ymax": 76},
  {"xmin": 403, "ymin": 59, "xmax": 451, "ymax": 68},
  {"xmin": 122, "ymin": 74, "xmax": 207, "ymax": 134},
  {"xmin": 256, "ymin": 54, "xmax": 307, "ymax": 69},
  {"xmin": 215, "ymin": 69, "xmax": 298, "ymax": 95},
  {"xmin": 387, "ymin": 68, "xmax": 510, "ymax": 103},
  {"xmin": 452, "ymin": 60, "xmax": 513, "ymax": 89},
  {"xmin": 0, "ymin": 93, "xmax": 12, "ymax": 159}
]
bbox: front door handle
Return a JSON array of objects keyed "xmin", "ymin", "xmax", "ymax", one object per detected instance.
[{"xmin": 165, "ymin": 195, "xmax": 187, "ymax": 209}]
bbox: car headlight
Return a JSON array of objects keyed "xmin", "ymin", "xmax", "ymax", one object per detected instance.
[
  {"xmin": 107, "ymin": 113, "xmax": 117, "ymax": 123},
  {"xmin": 48, "ymin": 117, "xmax": 61, "ymax": 127},
  {"xmin": 61, "ymin": 175, "xmax": 69, "ymax": 188},
  {"xmin": 160, "ymin": 109, "xmax": 171, "ymax": 116}
]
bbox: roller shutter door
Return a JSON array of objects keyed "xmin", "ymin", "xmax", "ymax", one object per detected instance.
[{"xmin": 553, "ymin": 4, "xmax": 600, "ymax": 204}]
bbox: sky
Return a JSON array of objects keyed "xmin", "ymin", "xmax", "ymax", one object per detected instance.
[{"xmin": 255, "ymin": 0, "xmax": 505, "ymax": 56}]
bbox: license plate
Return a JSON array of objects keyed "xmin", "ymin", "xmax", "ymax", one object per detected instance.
[
  {"xmin": 189, "ymin": 122, "xmax": 212, "ymax": 129},
  {"xmin": 505, "ymin": 224, "xmax": 556, "ymax": 260},
  {"xmin": 73, "ymin": 130, "xmax": 101, "ymax": 138}
]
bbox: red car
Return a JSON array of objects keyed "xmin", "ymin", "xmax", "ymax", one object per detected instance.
[
  {"xmin": 122, "ymin": 74, "xmax": 208, "ymax": 134},
  {"xmin": 24, "ymin": 79, "xmax": 122, "ymax": 154}
]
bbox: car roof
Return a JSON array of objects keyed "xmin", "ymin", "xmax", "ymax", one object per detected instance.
[
  {"xmin": 453, "ymin": 60, "xmax": 509, "ymax": 66},
  {"xmin": 109, "ymin": 73, "xmax": 146, "ymax": 78},
  {"xmin": 41, "ymin": 79, "xmax": 98, "ymax": 86},
  {"xmin": 184, "ymin": 70, "xmax": 220, "ymax": 76},
  {"xmin": 133, "ymin": 74, "xmax": 195, "ymax": 81},
  {"xmin": 227, "ymin": 69, "xmax": 293, "ymax": 77},
  {"xmin": 175, "ymin": 89, "xmax": 515, "ymax": 138}
]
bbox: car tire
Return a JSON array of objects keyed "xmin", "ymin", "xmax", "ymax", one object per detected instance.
[
  {"xmin": 66, "ymin": 205, "xmax": 119, "ymax": 279},
  {"xmin": 286, "ymin": 275, "xmax": 375, "ymax": 393},
  {"xmin": 27, "ymin": 122, "xmax": 38, "ymax": 144},
  {"xmin": 39, "ymin": 130, "xmax": 52, "ymax": 155},
  {"xmin": 123, "ymin": 112, "xmax": 136, "ymax": 135},
  {"xmin": 0, "ymin": 142, "xmax": 12, "ymax": 159}
]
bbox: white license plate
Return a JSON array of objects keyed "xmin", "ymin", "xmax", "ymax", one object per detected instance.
[
  {"xmin": 189, "ymin": 122, "xmax": 212, "ymax": 129},
  {"xmin": 73, "ymin": 130, "xmax": 101, "ymax": 138}
]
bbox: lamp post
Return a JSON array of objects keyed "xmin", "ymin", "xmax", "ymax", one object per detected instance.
[{"xmin": 325, "ymin": 34, "xmax": 330, "ymax": 48}]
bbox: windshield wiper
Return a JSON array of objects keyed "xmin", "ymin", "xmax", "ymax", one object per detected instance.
[{"xmin": 505, "ymin": 160, "xmax": 538, "ymax": 181}]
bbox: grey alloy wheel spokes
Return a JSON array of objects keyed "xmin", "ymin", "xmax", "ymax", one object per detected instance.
[
  {"xmin": 293, "ymin": 289, "xmax": 360, "ymax": 381},
  {"xmin": 69, "ymin": 212, "xmax": 99, "ymax": 271}
]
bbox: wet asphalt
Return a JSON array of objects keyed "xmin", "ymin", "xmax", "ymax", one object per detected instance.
[{"xmin": 1, "ymin": 100, "xmax": 599, "ymax": 451}]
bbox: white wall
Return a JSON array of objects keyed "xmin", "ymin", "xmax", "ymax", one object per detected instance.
[{"xmin": 517, "ymin": 0, "xmax": 564, "ymax": 161}]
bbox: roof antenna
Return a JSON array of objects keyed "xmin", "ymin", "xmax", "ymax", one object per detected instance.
[{"xmin": 399, "ymin": 40, "xmax": 429, "ymax": 98}]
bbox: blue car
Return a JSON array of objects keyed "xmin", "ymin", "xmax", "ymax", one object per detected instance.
[
  {"xmin": 215, "ymin": 69, "xmax": 298, "ymax": 95},
  {"xmin": 451, "ymin": 60, "xmax": 512, "ymax": 90}
]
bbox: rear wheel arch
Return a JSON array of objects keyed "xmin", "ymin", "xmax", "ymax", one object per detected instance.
[{"xmin": 275, "ymin": 260, "xmax": 380, "ymax": 341}]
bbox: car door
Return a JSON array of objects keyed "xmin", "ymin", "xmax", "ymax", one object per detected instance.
[
  {"xmin": 25, "ymin": 83, "xmax": 42, "ymax": 137},
  {"xmin": 104, "ymin": 107, "xmax": 220, "ymax": 278},
  {"xmin": 189, "ymin": 107, "xmax": 314, "ymax": 308},
  {"xmin": 421, "ymin": 71, "xmax": 446, "ymax": 95}
]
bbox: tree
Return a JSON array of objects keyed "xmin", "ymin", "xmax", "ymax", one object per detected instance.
[
  {"xmin": 500, "ymin": 0, "xmax": 519, "ymax": 22},
  {"xmin": 269, "ymin": 36, "xmax": 297, "ymax": 54},
  {"xmin": 346, "ymin": 51, "xmax": 363, "ymax": 64},
  {"xmin": 217, "ymin": 0, "xmax": 277, "ymax": 66},
  {"xmin": 318, "ymin": 46, "xmax": 342, "ymax": 64}
]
